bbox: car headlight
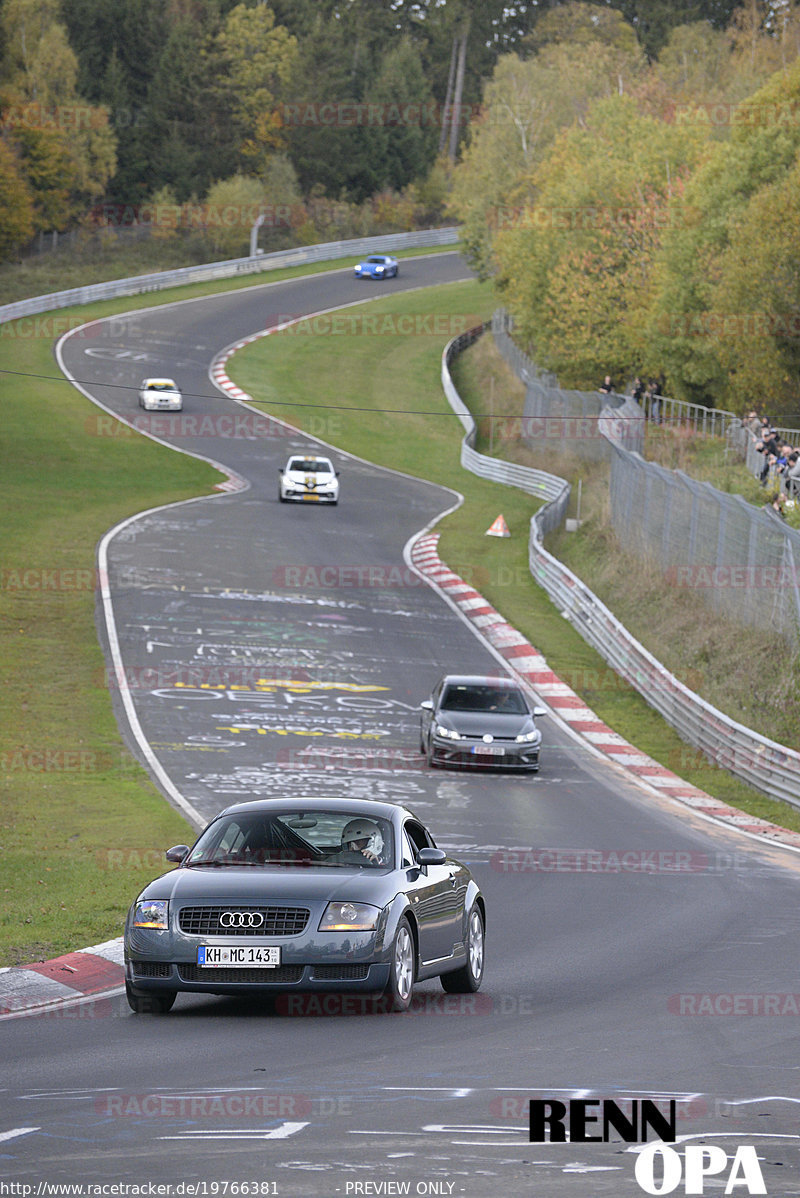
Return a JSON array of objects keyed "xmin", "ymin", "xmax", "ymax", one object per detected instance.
[
  {"xmin": 515, "ymin": 729, "xmax": 540, "ymax": 743},
  {"xmin": 132, "ymin": 899, "xmax": 169, "ymax": 929},
  {"xmin": 319, "ymin": 902, "xmax": 380, "ymax": 931},
  {"xmin": 436, "ymin": 724, "xmax": 461, "ymax": 740},
  {"xmin": 374, "ymin": 267, "xmax": 384, "ymax": 273}
]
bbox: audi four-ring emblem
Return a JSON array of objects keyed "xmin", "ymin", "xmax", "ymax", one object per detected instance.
[{"xmin": 219, "ymin": 911, "xmax": 264, "ymax": 928}]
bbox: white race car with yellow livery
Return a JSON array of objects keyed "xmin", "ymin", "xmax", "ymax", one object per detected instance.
[
  {"xmin": 138, "ymin": 377, "xmax": 183, "ymax": 411},
  {"xmin": 278, "ymin": 454, "xmax": 340, "ymax": 505}
]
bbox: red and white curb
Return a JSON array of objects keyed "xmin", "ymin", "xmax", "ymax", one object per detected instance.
[
  {"xmin": 0, "ymin": 938, "xmax": 124, "ymax": 1016},
  {"xmin": 410, "ymin": 532, "xmax": 800, "ymax": 851}
]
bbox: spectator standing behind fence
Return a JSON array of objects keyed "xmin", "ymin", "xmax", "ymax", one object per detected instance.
[
  {"xmin": 599, "ymin": 374, "xmax": 613, "ymax": 394},
  {"xmin": 784, "ymin": 452, "xmax": 800, "ymax": 497},
  {"xmin": 631, "ymin": 376, "xmax": 644, "ymax": 403},
  {"xmin": 745, "ymin": 410, "xmax": 763, "ymax": 437},
  {"xmin": 646, "ymin": 380, "xmax": 661, "ymax": 424}
]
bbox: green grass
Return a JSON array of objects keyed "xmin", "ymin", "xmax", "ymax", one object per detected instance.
[
  {"xmin": 0, "ymin": 322, "xmax": 219, "ymax": 966},
  {"xmin": 231, "ymin": 286, "xmax": 800, "ymax": 834}
]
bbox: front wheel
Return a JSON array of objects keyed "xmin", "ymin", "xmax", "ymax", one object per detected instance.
[
  {"xmin": 382, "ymin": 917, "xmax": 415, "ymax": 1012},
  {"xmin": 126, "ymin": 980, "xmax": 176, "ymax": 1014},
  {"xmin": 441, "ymin": 905, "xmax": 484, "ymax": 993}
]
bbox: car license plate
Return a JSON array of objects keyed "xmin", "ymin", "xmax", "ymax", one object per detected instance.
[
  {"xmin": 471, "ymin": 744, "xmax": 505, "ymax": 756},
  {"xmin": 197, "ymin": 945, "xmax": 281, "ymax": 968},
  {"xmin": 301, "ymin": 493, "xmax": 319, "ymax": 501}
]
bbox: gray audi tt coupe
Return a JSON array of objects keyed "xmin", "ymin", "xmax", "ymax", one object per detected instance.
[{"xmin": 124, "ymin": 797, "xmax": 485, "ymax": 1014}]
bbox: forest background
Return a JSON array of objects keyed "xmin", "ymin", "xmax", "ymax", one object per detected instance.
[{"xmin": 1, "ymin": 0, "xmax": 800, "ymax": 416}]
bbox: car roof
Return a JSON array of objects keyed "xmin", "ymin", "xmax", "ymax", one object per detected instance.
[
  {"xmin": 214, "ymin": 796, "xmax": 418, "ymax": 823},
  {"xmin": 286, "ymin": 454, "xmax": 333, "ymax": 466},
  {"xmin": 439, "ymin": 674, "xmax": 522, "ymax": 690}
]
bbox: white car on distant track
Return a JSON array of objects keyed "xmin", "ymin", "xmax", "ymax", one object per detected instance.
[
  {"xmin": 138, "ymin": 378, "xmax": 183, "ymax": 411},
  {"xmin": 278, "ymin": 454, "xmax": 340, "ymax": 505}
]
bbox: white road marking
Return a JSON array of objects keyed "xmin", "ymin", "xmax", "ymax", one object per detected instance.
[
  {"xmin": 0, "ymin": 1128, "xmax": 39, "ymax": 1142},
  {"xmin": 160, "ymin": 1122, "xmax": 309, "ymax": 1141}
]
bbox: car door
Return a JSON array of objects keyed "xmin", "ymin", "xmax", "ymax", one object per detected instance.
[{"xmin": 402, "ymin": 820, "xmax": 463, "ymax": 965}]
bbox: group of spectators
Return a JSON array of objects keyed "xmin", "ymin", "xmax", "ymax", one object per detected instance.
[
  {"xmin": 601, "ymin": 374, "xmax": 666, "ymax": 421},
  {"xmin": 744, "ymin": 410, "xmax": 800, "ymax": 515},
  {"xmin": 598, "ymin": 376, "xmax": 800, "ymax": 517}
]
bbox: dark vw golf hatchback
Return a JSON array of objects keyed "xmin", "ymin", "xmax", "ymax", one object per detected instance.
[{"xmin": 124, "ymin": 797, "xmax": 485, "ymax": 1014}]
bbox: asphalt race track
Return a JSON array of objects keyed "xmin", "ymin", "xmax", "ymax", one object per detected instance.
[{"xmin": 3, "ymin": 253, "xmax": 800, "ymax": 1196}]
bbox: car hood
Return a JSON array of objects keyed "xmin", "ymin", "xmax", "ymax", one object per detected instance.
[
  {"xmin": 439, "ymin": 712, "xmax": 532, "ymax": 737},
  {"xmin": 139, "ymin": 865, "xmax": 394, "ymax": 903},
  {"xmin": 285, "ymin": 471, "xmax": 335, "ymax": 484}
]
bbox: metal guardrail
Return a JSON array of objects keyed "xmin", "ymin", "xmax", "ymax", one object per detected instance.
[
  {"xmin": 442, "ymin": 321, "xmax": 800, "ymax": 809},
  {"xmin": 441, "ymin": 327, "xmax": 569, "ymax": 518},
  {"xmin": 0, "ymin": 227, "xmax": 460, "ymax": 326}
]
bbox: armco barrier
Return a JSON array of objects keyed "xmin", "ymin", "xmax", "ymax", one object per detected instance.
[
  {"xmin": 442, "ymin": 325, "xmax": 800, "ymax": 809},
  {"xmin": 441, "ymin": 326, "xmax": 570, "ymax": 523},
  {"xmin": 0, "ymin": 227, "xmax": 459, "ymax": 326}
]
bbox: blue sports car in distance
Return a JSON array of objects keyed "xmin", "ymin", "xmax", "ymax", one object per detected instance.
[
  {"xmin": 354, "ymin": 254, "xmax": 399, "ymax": 279},
  {"xmin": 124, "ymin": 797, "xmax": 485, "ymax": 1015}
]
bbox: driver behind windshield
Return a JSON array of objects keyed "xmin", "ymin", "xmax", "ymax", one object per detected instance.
[{"xmin": 331, "ymin": 818, "xmax": 383, "ymax": 864}]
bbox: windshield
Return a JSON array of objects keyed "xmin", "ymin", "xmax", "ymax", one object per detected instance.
[
  {"xmin": 441, "ymin": 684, "xmax": 528, "ymax": 714},
  {"xmin": 287, "ymin": 459, "xmax": 332, "ymax": 473},
  {"xmin": 185, "ymin": 810, "xmax": 394, "ymax": 869},
  {"xmin": 146, "ymin": 381, "xmax": 177, "ymax": 391}
]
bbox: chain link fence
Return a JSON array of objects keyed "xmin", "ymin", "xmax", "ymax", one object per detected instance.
[
  {"xmin": 607, "ymin": 444, "xmax": 800, "ymax": 645},
  {"xmin": 441, "ymin": 315, "xmax": 800, "ymax": 807}
]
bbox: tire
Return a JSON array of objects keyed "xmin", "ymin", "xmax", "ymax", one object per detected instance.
[
  {"xmin": 441, "ymin": 905, "xmax": 484, "ymax": 993},
  {"xmin": 126, "ymin": 980, "xmax": 176, "ymax": 1014},
  {"xmin": 425, "ymin": 738, "xmax": 438, "ymax": 769},
  {"xmin": 382, "ymin": 917, "xmax": 415, "ymax": 1012}
]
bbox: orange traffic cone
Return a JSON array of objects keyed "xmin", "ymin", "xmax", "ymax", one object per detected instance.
[{"xmin": 486, "ymin": 514, "xmax": 510, "ymax": 537}]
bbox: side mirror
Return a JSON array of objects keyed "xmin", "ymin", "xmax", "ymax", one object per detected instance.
[
  {"xmin": 165, "ymin": 844, "xmax": 190, "ymax": 863},
  {"xmin": 420, "ymin": 700, "xmax": 434, "ymax": 712},
  {"xmin": 532, "ymin": 707, "xmax": 547, "ymax": 718},
  {"xmin": 417, "ymin": 847, "xmax": 446, "ymax": 866}
]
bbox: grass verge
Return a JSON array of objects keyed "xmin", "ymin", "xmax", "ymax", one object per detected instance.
[{"xmin": 230, "ymin": 286, "xmax": 800, "ymax": 834}]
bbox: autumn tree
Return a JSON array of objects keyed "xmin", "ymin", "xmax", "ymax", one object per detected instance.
[
  {"xmin": 493, "ymin": 94, "xmax": 706, "ymax": 386},
  {"xmin": 647, "ymin": 54, "xmax": 800, "ymax": 406},
  {"xmin": 214, "ymin": 3, "xmax": 298, "ymax": 176},
  {"xmin": 0, "ymin": 138, "xmax": 35, "ymax": 258},
  {"xmin": 450, "ymin": 12, "xmax": 648, "ymax": 278},
  {"xmin": 0, "ymin": 0, "xmax": 116, "ymax": 225}
]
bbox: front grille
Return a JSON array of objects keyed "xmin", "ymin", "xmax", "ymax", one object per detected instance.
[
  {"xmin": 178, "ymin": 906, "xmax": 310, "ymax": 937},
  {"xmin": 133, "ymin": 961, "xmax": 173, "ymax": 979},
  {"xmin": 178, "ymin": 964, "xmax": 304, "ymax": 984},
  {"xmin": 312, "ymin": 965, "xmax": 370, "ymax": 981}
]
